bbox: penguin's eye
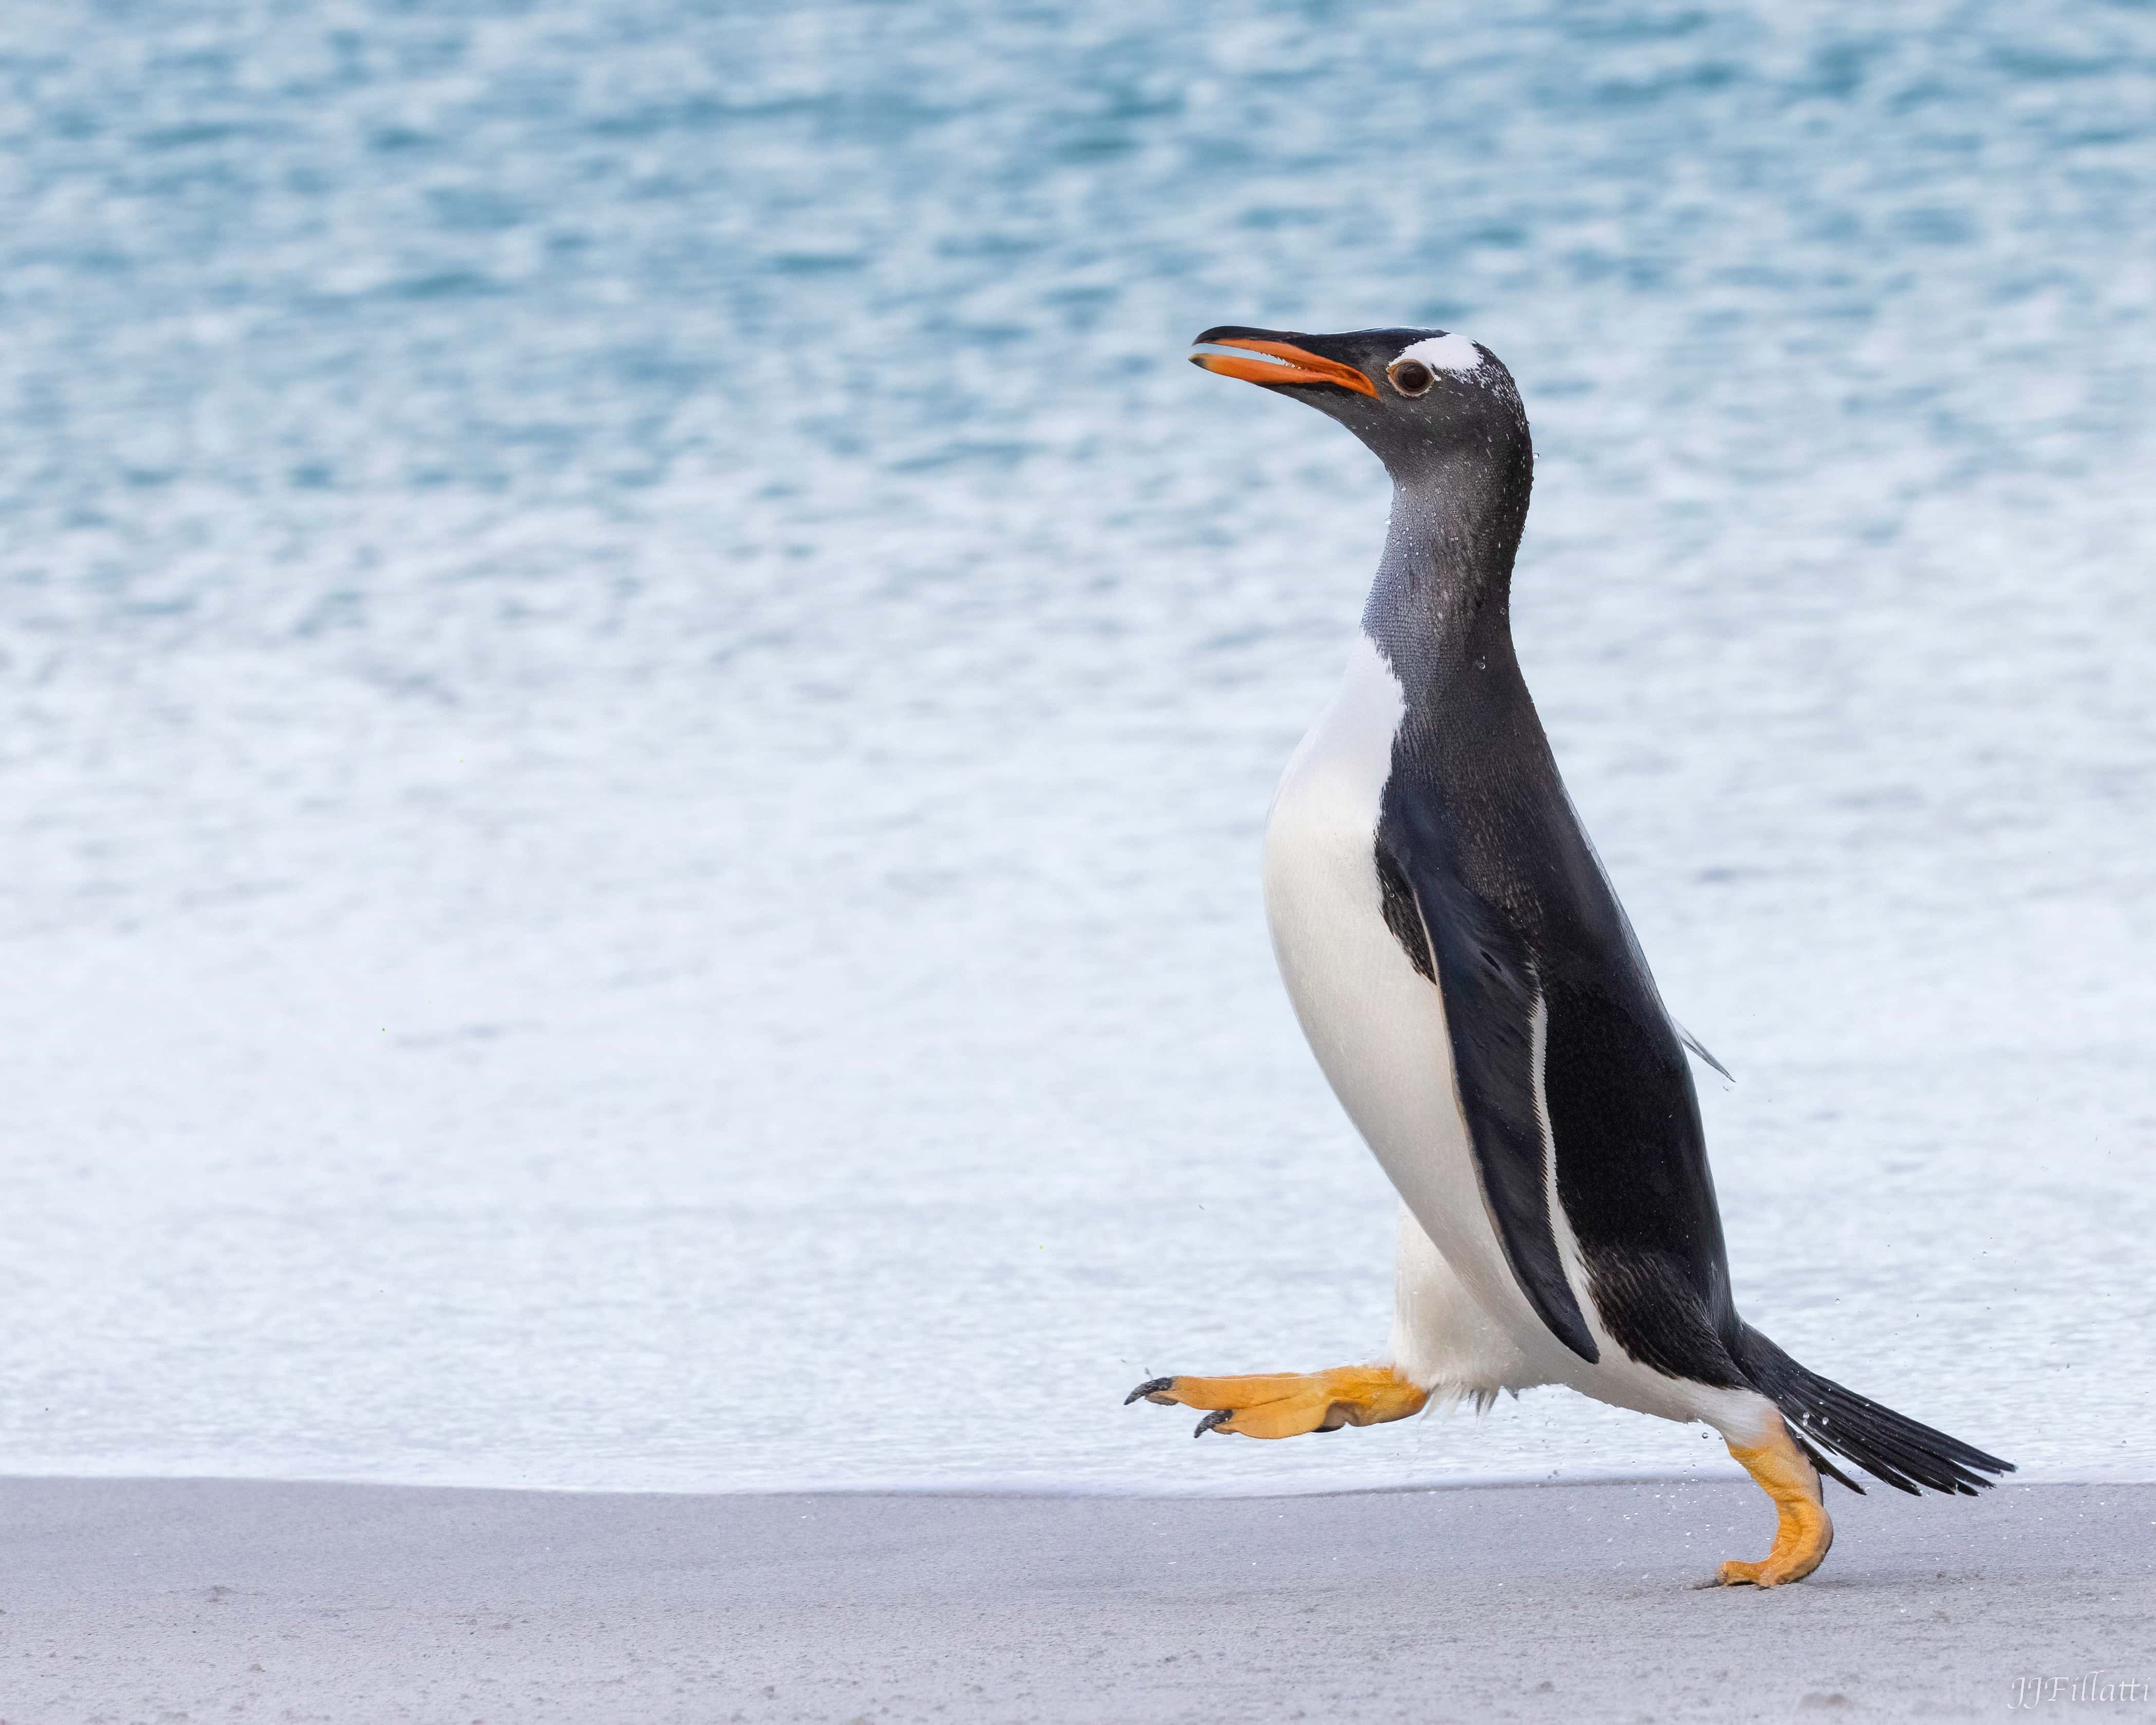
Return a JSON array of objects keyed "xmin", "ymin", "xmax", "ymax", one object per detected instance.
[{"xmin": 1388, "ymin": 359, "xmax": 1434, "ymax": 398}]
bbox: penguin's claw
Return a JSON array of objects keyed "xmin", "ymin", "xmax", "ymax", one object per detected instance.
[
  {"xmin": 1123, "ymin": 1365, "xmax": 1428, "ymax": 1440},
  {"xmin": 1715, "ymin": 1544, "xmax": 1828, "ymax": 1588}
]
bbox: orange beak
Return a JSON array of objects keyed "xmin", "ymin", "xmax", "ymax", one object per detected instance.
[{"xmin": 1189, "ymin": 336, "xmax": 1378, "ymax": 398}]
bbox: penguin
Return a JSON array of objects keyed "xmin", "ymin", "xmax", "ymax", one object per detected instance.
[{"xmin": 1127, "ymin": 325, "xmax": 2011, "ymax": 1587}]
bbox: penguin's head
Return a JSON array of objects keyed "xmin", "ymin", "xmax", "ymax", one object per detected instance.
[{"xmin": 1189, "ymin": 325, "xmax": 1527, "ymax": 485}]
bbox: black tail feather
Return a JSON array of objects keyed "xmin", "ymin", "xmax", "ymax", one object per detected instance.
[
  {"xmin": 1789, "ymin": 1430, "xmax": 1865, "ymax": 1496},
  {"xmin": 1732, "ymin": 1325, "xmax": 2013, "ymax": 1497}
]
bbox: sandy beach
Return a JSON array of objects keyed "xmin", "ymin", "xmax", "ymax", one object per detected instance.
[{"xmin": 3, "ymin": 1476, "xmax": 2147, "ymax": 1722}]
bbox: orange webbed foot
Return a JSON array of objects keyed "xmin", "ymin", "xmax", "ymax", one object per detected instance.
[{"xmin": 1124, "ymin": 1365, "xmax": 1428, "ymax": 1439}]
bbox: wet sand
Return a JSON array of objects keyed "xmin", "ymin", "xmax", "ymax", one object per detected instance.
[{"xmin": 2, "ymin": 1476, "xmax": 2147, "ymax": 1722}]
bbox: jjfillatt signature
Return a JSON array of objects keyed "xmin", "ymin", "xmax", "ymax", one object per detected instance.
[{"xmin": 2008, "ymin": 1671, "xmax": 2149, "ymax": 1709}]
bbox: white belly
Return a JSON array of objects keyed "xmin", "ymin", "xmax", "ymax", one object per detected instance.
[{"xmin": 1261, "ymin": 635, "xmax": 1534, "ymax": 1342}]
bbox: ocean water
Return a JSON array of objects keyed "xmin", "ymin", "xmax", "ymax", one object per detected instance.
[{"xmin": 2, "ymin": 0, "xmax": 2152, "ymax": 1493}]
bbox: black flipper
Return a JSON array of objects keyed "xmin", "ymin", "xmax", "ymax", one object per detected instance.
[
  {"xmin": 1732, "ymin": 1325, "xmax": 2014, "ymax": 1496},
  {"xmin": 1378, "ymin": 830, "xmax": 1599, "ymax": 1364}
]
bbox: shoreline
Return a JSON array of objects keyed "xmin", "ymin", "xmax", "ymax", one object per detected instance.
[
  {"xmin": 4, "ymin": 1454, "xmax": 2141, "ymax": 1499},
  {"xmin": 5, "ymin": 1475, "xmax": 2149, "ymax": 1721}
]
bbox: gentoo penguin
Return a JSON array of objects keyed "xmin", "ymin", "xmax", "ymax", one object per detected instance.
[{"xmin": 1127, "ymin": 325, "xmax": 2011, "ymax": 1587}]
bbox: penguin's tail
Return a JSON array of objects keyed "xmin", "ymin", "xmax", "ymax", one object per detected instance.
[{"xmin": 1731, "ymin": 1324, "xmax": 2014, "ymax": 1497}]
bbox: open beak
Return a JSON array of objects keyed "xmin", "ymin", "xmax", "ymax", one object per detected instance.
[{"xmin": 1188, "ymin": 330, "xmax": 1378, "ymax": 398}]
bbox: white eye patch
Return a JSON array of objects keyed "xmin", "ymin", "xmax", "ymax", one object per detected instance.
[{"xmin": 1392, "ymin": 332, "xmax": 1484, "ymax": 374}]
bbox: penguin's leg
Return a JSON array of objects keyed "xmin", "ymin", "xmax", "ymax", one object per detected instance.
[{"xmin": 1715, "ymin": 1411, "xmax": 1834, "ymax": 1588}]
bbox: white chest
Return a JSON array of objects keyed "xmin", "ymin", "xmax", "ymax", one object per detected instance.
[{"xmin": 1259, "ymin": 639, "xmax": 1496, "ymax": 1278}]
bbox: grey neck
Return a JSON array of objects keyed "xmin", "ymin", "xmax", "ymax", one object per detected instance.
[{"xmin": 1360, "ymin": 460, "xmax": 1527, "ymax": 703}]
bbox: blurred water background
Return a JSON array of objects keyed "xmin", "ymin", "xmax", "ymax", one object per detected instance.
[{"xmin": 2, "ymin": 0, "xmax": 2152, "ymax": 1492}]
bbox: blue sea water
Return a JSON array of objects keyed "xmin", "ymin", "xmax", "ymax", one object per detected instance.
[{"xmin": 2, "ymin": 1, "xmax": 2152, "ymax": 1492}]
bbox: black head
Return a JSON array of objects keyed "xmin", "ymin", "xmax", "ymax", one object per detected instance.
[{"xmin": 1190, "ymin": 325, "xmax": 1528, "ymax": 488}]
